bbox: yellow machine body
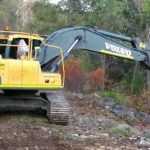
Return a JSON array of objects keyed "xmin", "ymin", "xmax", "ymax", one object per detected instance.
[
  {"xmin": 0, "ymin": 30, "xmax": 64, "ymax": 90},
  {"xmin": 0, "ymin": 59, "xmax": 62, "ymax": 89}
]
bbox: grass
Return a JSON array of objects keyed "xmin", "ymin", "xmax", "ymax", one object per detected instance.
[
  {"xmin": 15, "ymin": 111, "xmax": 49, "ymax": 125},
  {"xmin": 100, "ymin": 90, "xmax": 125, "ymax": 104},
  {"xmin": 109, "ymin": 127, "xmax": 132, "ymax": 137}
]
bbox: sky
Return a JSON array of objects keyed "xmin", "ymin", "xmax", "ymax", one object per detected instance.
[{"xmin": 50, "ymin": 0, "xmax": 61, "ymax": 4}]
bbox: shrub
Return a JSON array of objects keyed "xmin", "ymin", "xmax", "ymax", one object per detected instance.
[
  {"xmin": 100, "ymin": 90, "xmax": 125, "ymax": 104},
  {"xmin": 125, "ymin": 71, "xmax": 145, "ymax": 95},
  {"xmin": 127, "ymin": 92, "xmax": 149, "ymax": 112},
  {"xmin": 109, "ymin": 127, "xmax": 132, "ymax": 137},
  {"xmin": 89, "ymin": 68, "xmax": 106, "ymax": 90},
  {"xmin": 64, "ymin": 59, "xmax": 86, "ymax": 92}
]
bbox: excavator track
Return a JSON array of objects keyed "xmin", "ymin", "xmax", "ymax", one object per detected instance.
[
  {"xmin": 0, "ymin": 90, "xmax": 71, "ymax": 125},
  {"xmin": 42, "ymin": 90, "xmax": 71, "ymax": 125}
]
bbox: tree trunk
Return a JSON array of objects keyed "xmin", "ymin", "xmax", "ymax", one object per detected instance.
[{"xmin": 146, "ymin": 23, "xmax": 150, "ymax": 93}]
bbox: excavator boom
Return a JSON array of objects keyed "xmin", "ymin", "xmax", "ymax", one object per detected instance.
[{"xmin": 38, "ymin": 26, "xmax": 150, "ymax": 72}]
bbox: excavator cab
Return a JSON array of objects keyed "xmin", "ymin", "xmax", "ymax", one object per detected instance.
[
  {"xmin": 0, "ymin": 30, "xmax": 69, "ymax": 125},
  {"xmin": 0, "ymin": 30, "xmax": 65, "ymax": 90}
]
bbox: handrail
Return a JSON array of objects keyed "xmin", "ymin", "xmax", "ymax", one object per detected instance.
[
  {"xmin": 40, "ymin": 40, "xmax": 65, "ymax": 88},
  {"xmin": 0, "ymin": 30, "xmax": 30, "ymax": 35},
  {"xmin": 0, "ymin": 44, "xmax": 29, "ymax": 47},
  {"xmin": 0, "ymin": 31, "xmax": 44, "ymax": 40}
]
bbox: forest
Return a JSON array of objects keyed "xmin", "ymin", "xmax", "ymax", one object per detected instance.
[
  {"xmin": 1, "ymin": 1, "xmax": 150, "ymax": 149},
  {"xmin": 0, "ymin": 0, "xmax": 150, "ymax": 109}
]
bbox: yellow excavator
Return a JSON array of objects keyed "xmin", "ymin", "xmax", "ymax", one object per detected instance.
[
  {"xmin": 0, "ymin": 30, "xmax": 69, "ymax": 124},
  {"xmin": 0, "ymin": 26, "xmax": 149, "ymax": 124}
]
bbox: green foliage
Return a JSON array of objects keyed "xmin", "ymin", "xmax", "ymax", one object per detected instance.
[
  {"xmin": 142, "ymin": 0, "xmax": 150, "ymax": 22},
  {"xmin": 86, "ymin": 0, "xmax": 140, "ymax": 35},
  {"xmin": 0, "ymin": 0, "xmax": 21, "ymax": 29},
  {"xmin": 107, "ymin": 59, "xmax": 136, "ymax": 83},
  {"xmin": 16, "ymin": 113, "xmax": 48, "ymax": 124},
  {"xmin": 59, "ymin": 0, "xmax": 83, "ymax": 13},
  {"xmin": 26, "ymin": 1, "xmax": 67, "ymax": 34},
  {"xmin": 109, "ymin": 127, "xmax": 132, "ymax": 137},
  {"xmin": 100, "ymin": 90, "xmax": 125, "ymax": 104},
  {"xmin": 125, "ymin": 69, "xmax": 145, "ymax": 95},
  {"xmin": 73, "ymin": 51, "xmax": 93, "ymax": 72}
]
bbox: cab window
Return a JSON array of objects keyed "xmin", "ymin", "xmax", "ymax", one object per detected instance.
[
  {"xmin": 32, "ymin": 39, "xmax": 41, "ymax": 57},
  {"xmin": 9, "ymin": 38, "xmax": 29, "ymax": 59},
  {"xmin": 0, "ymin": 39, "xmax": 7, "ymax": 58}
]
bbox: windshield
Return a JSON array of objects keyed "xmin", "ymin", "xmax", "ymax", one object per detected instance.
[{"xmin": 0, "ymin": 39, "xmax": 7, "ymax": 58}]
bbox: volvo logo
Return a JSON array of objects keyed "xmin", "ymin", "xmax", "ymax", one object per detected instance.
[{"xmin": 105, "ymin": 42, "xmax": 132, "ymax": 56}]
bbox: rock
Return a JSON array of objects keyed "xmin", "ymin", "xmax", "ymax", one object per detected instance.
[
  {"xmin": 110, "ymin": 123, "xmax": 141, "ymax": 137},
  {"xmin": 111, "ymin": 108, "xmax": 126, "ymax": 118},
  {"xmin": 137, "ymin": 111, "xmax": 148, "ymax": 118},
  {"xmin": 75, "ymin": 115, "xmax": 91, "ymax": 125},
  {"xmin": 142, "ymin": 129, "xmax": 150, "ymax": 138},
  {"xmin": 96, "ymin": 97, "xmax": 116, "ymax": 107},
  {"xmin": 92, "ymin": 118, "xmax": 101, "ymax": 127},
  {"xmin": 128, "ymin": 108, "xmax": 137, "ymax": 113},
  {"xmin": 75, "ymin": 116, "xmax": 85, "ymax": 125},
  {"xmin": 137, "ymin": 136, "xmax": 150, "ymax": 148},
  {"xmin": 146, "ymin": 115, "xmax": 150, "ymax": 123},
  {"xmin": 70, "ymin": 92, "xmax": 84, "ymax": 99},
  {"xmin": 117, "ymin": 124, "xmax": 132, "ymax": 132},
  {"xmin": 86, "ymin": 118, "xmax": 102, "ymax": 131},
  {"xmin": 125, "ymin": 110, "xmax": 136, "ymax": 124},
  {"xmin": 78, "ymin": 93, "xmax": 85, "ymax": 99},
  {"xmin": 111, "ymin": 105, "xmax": 130, "ymax": 119},
  {"xmin": 129, "ymin": 136, "xmax": 137, "ymax": 141},
  {"xmin": 105, "ymin": 105, "xmax": 111, "ymax": 112},
  {"xmin": 76, "ymin": 115, "xmax": 116, "ymax": 131},
  {"xmin": 98, "ymin": 118, "xmax": 116, "ymax": 128},
  {"xmin": 135, "ymin": 112, "xmax": 150, "ymax": 123},
  {"xmin": 102, "ymin": 97, "xmax": 116, "ymax": 107},
  {"xmin": 99, "ymin": 133, "xmax": 109, "ymax": 137},
  {"xmin": 41, "ymin": 126, "xmax": 49, "ymax": 132}
]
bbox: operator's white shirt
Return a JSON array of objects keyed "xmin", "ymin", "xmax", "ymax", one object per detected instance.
[{"xmin": 17, "ymin": 39, "xmax": 29, "ymax": 58}]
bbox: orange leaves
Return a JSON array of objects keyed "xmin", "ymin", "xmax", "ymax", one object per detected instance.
[
  {"xmin": 64, "ymin": 59, "xmax": 107, "ymax": 91},
  {"xmin": 89, "ymin": 68, "xmax": 106, "ymax": 89},
  {"xmin": 64, "ymin": 59, "xmax": 86, "ymax": 92}
]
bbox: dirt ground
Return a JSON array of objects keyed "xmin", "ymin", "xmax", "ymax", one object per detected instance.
[{"xmin": 0, "ymin": 92, "xmax": 148, "ymax": 150}]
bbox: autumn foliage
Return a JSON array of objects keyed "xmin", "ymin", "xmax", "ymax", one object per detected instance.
[
  {"xmin": 89, "ymin": 68, "xmax": 106, "ymax": 89},
  {"xmin": 64, "ymin": 59, "xmax": 86, "ymax": 92}
]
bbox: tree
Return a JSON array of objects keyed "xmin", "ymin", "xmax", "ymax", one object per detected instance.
[
  {"xmin": 16, "ymin": 0, "xmax": 33, "ymax": 30},
  {"xmin": 142, "ymin": 0, "xmax": 150, "ymax": 21},
  {"xmin": 58, "ymin": 0, "xmax": 88, "ymax": 25},
  {"xmin": 141, "ymin": 0, "xmax": 150, "ymax": 93},
  {"xmin": 57, "ymin": 0, "xmax": 143, "ymax": 82},
  {"xmin": 86, "ymin": 0, "xmax": 141, "ymax": 35},
  {"xmin": 25, "ymin": 0, "xmax": 67, "ymax": 34},
  {"xmin": 0, "ymin": 0, "xmax": 21, "ymax": 30}
]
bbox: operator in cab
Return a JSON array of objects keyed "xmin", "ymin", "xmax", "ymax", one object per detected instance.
[{"xmin": 17, "ymin": 39, "xmax": 29, "ymax": 59}]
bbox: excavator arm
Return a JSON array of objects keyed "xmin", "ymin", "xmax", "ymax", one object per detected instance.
[{"xmin": 38, "ymin": 26, "xmax": 150, "ymax": 71}]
